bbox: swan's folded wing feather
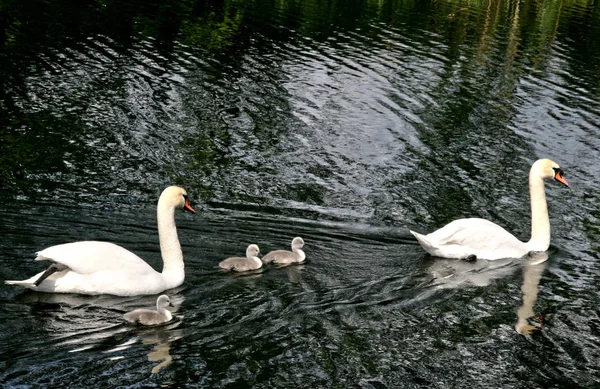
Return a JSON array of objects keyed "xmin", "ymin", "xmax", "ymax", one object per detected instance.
[
  {"xmin": 425, "ymin": 221, "xmax": 466, "ymax": 245},
  {"xmin": 429, "ymin": 218, "xmax": 523, "ymax": 251},
  {"xmin": 36, "ymin": 241, "xmax": 155, "ymax": 274},
  {"xmin": 430, "ymin": 219, "xmax": 500, "ymax": 242}
]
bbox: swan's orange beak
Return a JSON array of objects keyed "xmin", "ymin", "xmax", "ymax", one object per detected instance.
[
  {"xmin": 554, "ymin": 169, "xmax": 569, "ymax": 187},
  {"xmin": 183, "ymin": 196, "xmax": 196, "ymax": 213}
]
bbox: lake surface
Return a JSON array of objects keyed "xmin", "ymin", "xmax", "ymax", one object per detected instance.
[{"xmin": 1, "ymin": 0, "xmax": 600, "ymax": 387}]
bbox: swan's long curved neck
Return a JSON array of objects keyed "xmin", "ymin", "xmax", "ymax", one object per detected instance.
[
  {"xmin": 527, "ymin": 173, "xmax": 550, "ymax": 252},
  {"xmin": 157, "ymin": 200, "xmax": 184, "ymax": 285}
]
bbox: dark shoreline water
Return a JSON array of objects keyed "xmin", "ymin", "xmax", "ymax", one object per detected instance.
[{"xmin": 1, "ymin": 0, "xmax": 600, "ymax": 387}]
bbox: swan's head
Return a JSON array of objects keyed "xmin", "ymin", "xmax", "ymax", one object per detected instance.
[
  {"xmin": 156, "ymin": 294, "xmax": 174, "ymax": 309},
  {"xmin": 532, "ymin": 159, "xmax": 569, "ymax": 187},
  {"xmin": 160, "ymin": 186, "xmax": 196, "ymax": 213},
  {"xmin": 246, "ymin": 244, "xmax": 261, "ymax": 259},
  {"xmin": 291, "ymin": 237, "xmax": 305, "ymax": 250}
]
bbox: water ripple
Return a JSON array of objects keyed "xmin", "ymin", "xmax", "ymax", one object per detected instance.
[{"xmin": 2, "ymin": 0, "xmax": 600, "ymax": 387}]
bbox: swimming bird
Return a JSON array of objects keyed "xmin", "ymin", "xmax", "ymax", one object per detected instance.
[
  {"xmin": 5, "ymin": 186, "xmax": 195, "ymax": 296},
  {"xmin": 262, "ymin": 237, "xmax": 306, "ymax": 265},
  {"xmin": 218, "ymin": 244, "xmax": 263, "ymax": 272},
  {"xmin": 410, "ymin": 159, "xmax": 569, "ymax": 261},
  {"xmin": 124, "ymin": 295, "xmax": 174, "ymax": 325}
]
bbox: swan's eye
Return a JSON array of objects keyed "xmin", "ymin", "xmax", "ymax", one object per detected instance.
[{"xmin": 552, "ymin": 167, "xmax": 565, "ymax": 178}]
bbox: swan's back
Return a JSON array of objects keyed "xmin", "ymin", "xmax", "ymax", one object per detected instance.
[
  {"xmin": 36, "ymin": 241, "xmax": 155, "ymax": 274},
  {"xmin": 123, "ymin": 309, "xmax": 171, "ymax": 326},
  {"xmin": 411, "ymin": 218, "xmax": 528, "ymax": 260},
  {"xmin": 427, "ymin": 218, "xmax": 519, "ymax": 245}
]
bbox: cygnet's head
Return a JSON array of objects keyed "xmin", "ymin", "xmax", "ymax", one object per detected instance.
[
  {"xmin": 291, "ymin": 237, "xmax": 305, "ymax": 250},
  {"xmin": 532, "ymin": 159, "xmax": 568, "ymax": 186},
  {"xmin": 246, "ymin": 244, "xmax": 261, "ymax": 259},
  {"xmin": 160, "ymin": 186, "xmax": 196, "ymax": 213},
  {"xmin": 156, "ymin": 294, "xmax": 173, "ymax": 310}
]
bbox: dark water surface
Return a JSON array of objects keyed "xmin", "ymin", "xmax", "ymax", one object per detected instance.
[{"xmin": 1, "ymin": 0, "xmax": 600, "ymax": 387}]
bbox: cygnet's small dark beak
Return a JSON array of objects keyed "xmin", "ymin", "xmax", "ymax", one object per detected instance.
[{"xmin": 258, "ymin": 253, "xmax": 264, "ymax": 259}]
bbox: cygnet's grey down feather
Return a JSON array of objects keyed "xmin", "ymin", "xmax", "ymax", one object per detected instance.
[
  {"xmin": 124, "ymin": 295, "xmax": 173, "ymax": 326},
  {"xmin": 219, "ymin": 244, "xmax": 262, "ymax": 272},
  {"xmin": 262, "ymin": 237, "xmax": 306, "ymax": 265}
]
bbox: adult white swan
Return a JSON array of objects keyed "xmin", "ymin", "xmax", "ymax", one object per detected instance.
[
  {"xmin": 5, "ymin": 186, "xmax": 195, "ymax": 296},
  {"xmin": 410, "ymin": 159, "xmax": 569, "ymax": 261}
]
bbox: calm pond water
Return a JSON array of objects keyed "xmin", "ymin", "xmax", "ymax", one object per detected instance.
[{"xmin": 1, "ymin": 0, "xmax": 600, "ymax": 387}]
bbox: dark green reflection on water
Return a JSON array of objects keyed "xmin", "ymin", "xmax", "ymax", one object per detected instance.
[
  {"xmin": 0, "ymin": 1, "xmax": 599, "ymax": 386},
  {"xmin": 1, "ymin": 0, "xmax": 598, "ymax": 212}
]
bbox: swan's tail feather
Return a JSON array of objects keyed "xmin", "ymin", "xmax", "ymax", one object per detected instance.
[
  {"xmin": 5, "ymin": 280, "xmax": 36, "ymax": 287},
  {"xmin": 410, "ymin": 230, "xmax": 437, "ymax": 256}
]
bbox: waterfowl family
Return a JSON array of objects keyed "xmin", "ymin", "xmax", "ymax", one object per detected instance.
[
  {"xmin": 5, "ymin": 186, "xmax": 195, "ymax": 296},
  {"xmin": 218, "ymin": 244, "xmax": 263, "ymax": 272},
  {"xmin": 262, "ymin": 237, "xmax": 306, "ymax": 265},
  {"xmin": 410, "ymin": 159, "xmax": 569, "ymax": 260},
  {"xmin": 124, "ymin": 295, "xmax": 174, "ymax": 325}
]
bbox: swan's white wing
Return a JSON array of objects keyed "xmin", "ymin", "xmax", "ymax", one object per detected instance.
[
  {"xmin": 428, "ymin": 218, "xmax": 522, "ymax": 248},
  {"xmin": 412, "ymin": 218, "xmax": 527, "ymax": 260},
  {"xmin": 36, "ymin": 241, "xmax": 156, "ymax": 274}
]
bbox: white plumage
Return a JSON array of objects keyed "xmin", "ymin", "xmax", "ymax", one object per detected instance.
[
  {"xmin": 5, "ymin": 186, "xmax": 195, "ymax": 296},
  {"xmin": 410, "ymin": 159, "xmax": 569, "ymax": 260}
]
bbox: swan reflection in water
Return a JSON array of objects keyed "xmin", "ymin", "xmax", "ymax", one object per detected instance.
[
  {"xmin": 515, "ymin": 252, "xmax": 549, "ymax": 335},
  {"xmin": 134, "ymin": 320, "xmax": 182, "ymax": 374},
  {"xmin": 423, "ymin": 256, "xmax": 519, "ymax": 289},
  {"xmin": 419, "ymin": 252, "xmax": 550, "ymax": 335}
]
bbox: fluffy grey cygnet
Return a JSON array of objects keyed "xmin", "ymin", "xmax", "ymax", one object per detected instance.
[
  {"xmin": 262, "ymin": 237, "xmax": 305, "ymax": 265},
  {"xmin": 218, "ymin": 244, "xmax": 263, "ymax": 272},
  {"xmin": 123, "ymin": 295, "xmax": 173, "ymax": 325}
]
